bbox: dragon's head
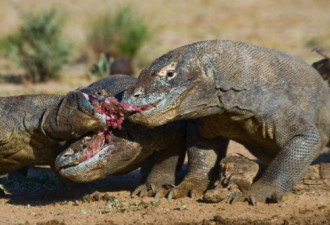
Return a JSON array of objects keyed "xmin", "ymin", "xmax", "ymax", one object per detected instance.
[
  {"xmin": 55, "ymin": 134, "xmax": 141, "ymax": 182},
  {"xmin": 123, "ymin": 42, "xmax": 221, "ymax": 127}
]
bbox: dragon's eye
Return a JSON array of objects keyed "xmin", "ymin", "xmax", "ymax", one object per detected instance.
[
  {"xmin": 158, "ymin": 63, "xmax": 177, "ymax": 78},
  {"xmin": 96, "ymin": 91, "xmax": 102, "ymax": 96},
  {"xmin": 167, "ymin": 71, "xmax": 174, "ymax": 77}
]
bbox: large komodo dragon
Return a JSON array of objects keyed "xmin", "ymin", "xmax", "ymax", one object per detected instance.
[
  {"xmin": 122, "ymin": 40, "xmax": 330, "ymax": 204},
  {"xmin": 55, "ymin": 75, "xmax": 226, "ymax": 197},
  {"xmin": 0, "ymin": 91, "xmax": 104, "ymax": 176}
]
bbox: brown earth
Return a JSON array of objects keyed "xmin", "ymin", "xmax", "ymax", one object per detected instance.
[{"xmin": 0, "ymin": 144, "xmax": 329, "ymax": 225}]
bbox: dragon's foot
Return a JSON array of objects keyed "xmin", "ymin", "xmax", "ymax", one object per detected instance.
[
  {"xmin": 132, "ymin": 183, "xmax": 175, "ymax": 198},
  {"xmin": 231, "ymin": 182, "xmax": 283, "ymax": 205},
  {"xmin": 132, "ymin": 178, "xmax": 208, "ymax": 199},
  {"xmin": 164, "ymin": 178, "xmax": 208, "ymax": 199},
  {"xmin": 203, "ymin": 183, "xmax": 241, "ymax": 203}
]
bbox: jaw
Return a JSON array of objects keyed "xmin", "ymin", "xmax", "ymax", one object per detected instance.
[
  {"xmin": 127, "ymin": 87, "xmax": 185, "ymax": 127},
  {"xmin": 128, "ymin": 99, "xmax": 178, "ymax": 127},
  {"xmin": 56, "ymin": 140, "xmax": 141, "ymax": 182},
  {"xmin": 56, "ymin": 144, "xmax": 115, "ymax": 182},
  {"xmin": 127, "ymin": 84, "xmax": 220, "ymax": 127}
]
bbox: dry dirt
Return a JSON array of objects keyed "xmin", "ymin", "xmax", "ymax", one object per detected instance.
[{"xmin": 1, "ymin": 144, "xmax": 329, "ymax": 225}]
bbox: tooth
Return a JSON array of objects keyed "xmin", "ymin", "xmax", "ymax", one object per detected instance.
[{"xmin": 82, "ymin": 93, "xmax": 90, "ymax": 100}]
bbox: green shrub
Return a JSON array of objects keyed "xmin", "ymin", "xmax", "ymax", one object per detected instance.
[
  {"xmin": 305, "ymin": 37, "xmax": 320, "ymax": 48},
  {"xmin": 0, "ymin": 8, "xmax": 72, "ymax": 83},
  {"xmin": 88, "ymin": 6, "xmax": 150, "ymax": 60},
  {"xmin": 88, "ymin": 53, "xmax": 113, "ymax": 81}
]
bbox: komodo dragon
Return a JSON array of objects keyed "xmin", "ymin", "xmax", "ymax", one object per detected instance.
[
  {"xmin": 122, "ymin": 40, "xmax": 330, "ymax": 204},
  {"xmin": 55, "ymin": 75, "xmax": 227, "ymax": 197},
  {"xmin": 0, "ymin": 91, "xmax": 104, "ymax": 175}
]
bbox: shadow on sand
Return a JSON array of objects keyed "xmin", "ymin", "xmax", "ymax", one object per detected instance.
[{"xmin": 0, "ymin": 151, "xmax": 328, "ymax": 206}]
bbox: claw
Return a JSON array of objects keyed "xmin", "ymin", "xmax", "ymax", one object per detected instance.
[
  {"xmin": 231, "ymin": 189, "xmax": 282, "ymax": 205},
  {"xmin": 268, "ymin": 193, "xmax": 282, "ymax": 203},
  {"xmin": 229, "ymin": 197, "xmax": 236, "ymax": 204},
  {"xmin": 148, "ymin": 183, "xmax": 157, "ymax": 193},
  {"xmin": 189, "ymin": 190, "xmax": 196, "ymax": 198},
  {"xmin": 167, "ymin": 191, "xmax": 173, "ymax": 200},
  {"xmin": 229, "ymin": 193, "xmax": 242, "ymax": 204},
  {"xmin": 132, "ymin": 183, "xmax": 174, "ymax": 198},
  {"xmin": 247, "ymin": 196, "xmax": 257, "ymax": 206},
  {"xmin": 131, "ymin": 188, "xmax": 140, "ymax": 196},
  {"xmin": 154, "ymin": 191, "xmax": 162, "ymax": 199},
  {"xmin": 162, "ymin": 183, "xmax": 175, "ymax": 189},
  {"xmin": 228, "ymin": 191, "xmax": 257, "ymax": 206},
  {"xmin": 138, "ymin": 189, "xmax": 146, "ymax": 198}
]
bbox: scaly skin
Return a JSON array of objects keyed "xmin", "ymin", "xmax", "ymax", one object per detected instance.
[
  {"xmin": 123, "ymin": 40, "xmax": 330, "ymax": 203},
  {"xmin": 56, "ymin": 75, "xmax": 194, "ymax": 198},
  {"xmin": 0, "ymin": 91, "xmax": 104, "ymax": 175}
]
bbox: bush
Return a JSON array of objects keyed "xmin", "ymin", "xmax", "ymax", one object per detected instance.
[
  {"xmin": 87, "ymin": 53, "xmax": 113, "ymax": 81},
  {"xmin": 88, "ymin": 6, "xmax": 150, "ymax": 60},
  {"xmin": 0, "ymin": 8, "xmax": 72, "ymax": 83}
]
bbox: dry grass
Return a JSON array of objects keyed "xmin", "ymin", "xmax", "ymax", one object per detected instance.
[{"xmin": 0, "ymin": 0, "xmax": 329, "ymax": 95}]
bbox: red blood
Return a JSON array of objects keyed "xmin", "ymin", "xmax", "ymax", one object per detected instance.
[{"xmin": 81, "ymin": 94, "xmax": 149, "ymax": 161}]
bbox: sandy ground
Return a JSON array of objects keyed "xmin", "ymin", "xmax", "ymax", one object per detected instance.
[{"xmin": 1, "ymin": 144, "xmax": 329, "ymax": 225}]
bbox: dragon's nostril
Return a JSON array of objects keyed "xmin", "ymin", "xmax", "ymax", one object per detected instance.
[{"xmin": 133, "ymin": 89, "xmax": 143, "ymax": 99}]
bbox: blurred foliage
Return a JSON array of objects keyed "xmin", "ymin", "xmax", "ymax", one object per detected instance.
[
  {"xmin": 0, "ymin": 8, "xmax": 72, "ymax": 83},
  {"xmin": 305, "ymin": 37, "xmax": 320, "ymax": 48},
  {"xmin": 87, "ymin": 6, "xmax": 151, "ymax": 60},
  {"xmin": 88, "ymin": 53, "xmax": 113, "ymax": 81}
]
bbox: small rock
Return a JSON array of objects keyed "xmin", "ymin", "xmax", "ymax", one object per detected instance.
[
  {"xmin": 103, "ymin": 194, "xmax": 116, "ymax": 201},
  {"xmin": 317, "ymin": 202, "xmax": 327, "ymax": 210},
  {"xmin": 81, "ymin": 195, "xmax": 90, "ymax": 202},
  {"xmin": 92, "ymin": 193, "xmax": 100, "ymax": 201}
]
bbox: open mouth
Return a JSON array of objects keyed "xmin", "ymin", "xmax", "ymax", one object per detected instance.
[
  {"xmin": 63, "ymin": 93, "xmax": 152, "ymax": 166},
  {"xmin": 58, "ymin": 141, "xmax": 113, "ymax": 173},
  {"xmin": 83, "ymin": 92, "xmax": 152, "ymax": 129}
]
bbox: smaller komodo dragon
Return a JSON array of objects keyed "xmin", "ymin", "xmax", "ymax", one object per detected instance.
[
  {"xmin": 55, "ymin": 75, "xmax": 227, "ymax": 197},
  {"xmin": 0, "ymin": 91, "xmax": 105, "ymax": 176},
  {"xmin": 122, "ymin": 40, "xmax": 330, "ymax": 204}
]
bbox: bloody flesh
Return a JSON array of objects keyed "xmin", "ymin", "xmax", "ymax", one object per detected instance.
[
  {"xmin": 82, "ymin": 94, "xmax": 150, "ymax": 162},
  {"xmin": 92, "ymin": 96, "xmax": 146, "ymax": 130}
]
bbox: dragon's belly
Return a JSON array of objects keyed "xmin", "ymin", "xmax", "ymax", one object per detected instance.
[{"xmin": 198, "ymin": 113, "xmax": 280, "ymax": 164}]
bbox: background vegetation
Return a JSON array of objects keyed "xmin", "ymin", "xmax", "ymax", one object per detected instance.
[
  {"xmin": 87, "ymin": 6, "xmax": 150, "ymax": 60},
  {"xmin": 0, "ymin": 0, "xmax": 329, "ymax": 93},
  {"xmin": 0, "ymin": 8, "xmax": 72, "ymax": 83}
]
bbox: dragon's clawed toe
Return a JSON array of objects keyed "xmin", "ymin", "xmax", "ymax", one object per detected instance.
[
  {"xmin": 164, "ymin": 182, "xmax": 205, "ymax": 200},
  {"xmin": 132, "ymin": 181, "xmax": 205, "ymax": 199},
  {"xmin": 230, "ymin": 182, "xmax": 283, "ymax": 205},
  {"xmin": 132, "ymin": 183, "xmax": 175, "ymax": 198}
]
